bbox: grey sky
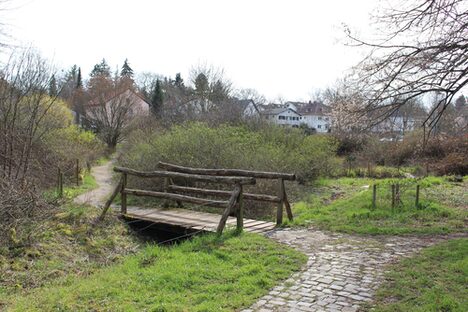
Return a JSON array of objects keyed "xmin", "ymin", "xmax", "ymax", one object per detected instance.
[{"xmin": 6, "ymin": 0, "xmax": 377, "ymax": 101}]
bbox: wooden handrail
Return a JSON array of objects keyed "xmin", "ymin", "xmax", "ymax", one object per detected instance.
[
  {"xmin": 114, "ymin": 166, "xmax": 256, "ymax": 185},
  {"xmin": 123, "ymin": 188, "xmax": 229, "ymax": 208},
  {"xmin": 158, "ymin": 161, "xmax": 296, "ymax": 181},
  {"xmin": 168, "ymin": 184, "xmax": 281, "ymax": 203}
]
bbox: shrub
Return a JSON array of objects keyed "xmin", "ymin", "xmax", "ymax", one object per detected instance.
[{"xmin": 118, "ymin": 122, "xmax": 340, "ymax": 218}]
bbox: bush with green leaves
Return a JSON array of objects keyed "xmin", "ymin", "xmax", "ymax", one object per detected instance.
[
  {"xmin": 118, "ymin": 122, "xmax": 340, "ymax": 218},
  {"xmin": 120, "ymin": 122, "xmax": 339, "ymax": 180}
]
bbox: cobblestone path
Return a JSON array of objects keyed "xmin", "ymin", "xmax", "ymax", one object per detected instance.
[{"xmin": 243, "ymin": 228, "xmax": 463, "ymax": 312}]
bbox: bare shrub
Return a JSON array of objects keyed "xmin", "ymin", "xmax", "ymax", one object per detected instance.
[{"xmin": 0, "ymin": 179, "xmax": 54, "ymax": 247}]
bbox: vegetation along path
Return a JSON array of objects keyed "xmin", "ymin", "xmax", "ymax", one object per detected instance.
[
  {"xmin": 74, "ymin": 159, "xmax": 114, "ymax": 207},
  {"xmin": 243, "ymin": 228, "xmax": 466, "ymax": 312}
]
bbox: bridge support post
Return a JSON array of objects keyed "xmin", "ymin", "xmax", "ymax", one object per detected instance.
[
  {"xmin": 236, "ymin": 184, "xmax": 244, "ymax": 232},
  {"xmin": 276, "ymin": 178, "xmax": 284, "ymax": 226},
  {"xmin": 121, "ymin": 173, "xmax": 127, "ymax": 214}
]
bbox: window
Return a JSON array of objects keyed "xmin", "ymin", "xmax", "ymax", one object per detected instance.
[
  {"xmin": 318, "ymin": 116, "xmax": 322, "ymax": 120},
  {"xmin": 279, "ymin": 115, "xmax": 286, "ymax": 120},
  {"xmin": 317, "ymin": 125, "xmax": 322, "ymax": 129}
]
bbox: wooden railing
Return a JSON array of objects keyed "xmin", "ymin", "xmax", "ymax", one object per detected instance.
[
  {"xmin": 99, "ymin": 163, "xmax": 295, "ymax": 234},
  {"xmin": 158, "ymin": 162, "xmax": 295, "ymax": 226}
]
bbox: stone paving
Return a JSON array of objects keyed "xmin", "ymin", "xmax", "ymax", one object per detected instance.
[{"xmin": 243, "ymin": 228, "xmax": 463, "ymax": 312}]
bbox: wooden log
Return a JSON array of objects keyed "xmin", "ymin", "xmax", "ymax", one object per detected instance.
[
  {"xmin": 123, "ymin": 188, "xmax": 229, "ymax": 208},
  {"xmin": 282, "ymin": 179, "xmax": 293, "ymax": 221},
  {"xmin": 114, "ymin": 166, "xmax": 256, "ymax": 185},
  {"xmin": 121, "ymin": 173, "xmax": 127, "ymax": 214},
  {"xmin": 276, "ymin": 178, "xmax": 285, "ymax": 226},
  {"xmin": 237, "ymin": 184, "xmax": 244, "ymax": 231},
  {"xmin": 415, "ymin": 184, "xmax": 420, "ymax": 208},
  {"xmin": 372, "ymin": 184, "xmax": 377, "ymax": 210},
  {"xmin": 158, "ymin": 161, "xmax": 296, "ymax": 181},
  {"xmin": 97, "ymin": 177, "xmax": 123, "ymax": 221},
  {"xmin": 217, "ymin": 185, "xmax": 242, "ymax": 234},
  {"xmin": 76, "ymin": 159, "xmax": 80, "ymax": 186},
  {"xmin": 167, "ymin": 185, "xmax": 281, "ymax": 203}
]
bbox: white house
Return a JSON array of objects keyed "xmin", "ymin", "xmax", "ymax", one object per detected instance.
[
  {"xmin": 261, "ymin": 106, "xmax": 302, "ymax": 127},
  {"xmin": 292, "ymin": 101, "xmax": 331, "ymax": 133},
  {"xmin": 239, "ymin": 99, "xmax": 261, "ymax": 117}
]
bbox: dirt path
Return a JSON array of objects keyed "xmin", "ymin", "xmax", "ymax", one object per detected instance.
[
  {"xmin": 243, "ymin": 229, "xmax": 465, "ymax": 312},
  {"xmin": 74, "ymin": 160, "xmax": 114, "ymax": 207}
]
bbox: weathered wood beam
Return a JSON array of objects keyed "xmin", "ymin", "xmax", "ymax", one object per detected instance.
[
  {"xmin": 97, "ymin": 177, "xmax": 123, "ymax": 222},
  {"xmin": 122, "ymin": 188, "xmax": 229, "ymax": 208},
  {"xmin": 167, "ymin": 185, "xmax": 281, "ymax": 203},
  {"xmin": 217, "ymin": 185, "xmax": 242, "ymax": 234},
  {"xmin": 158, "ymin": 161, "xmax": 296, "ymax": 181},
  {"xmin": 114, "ymin": 166, "xmax": 256, "ymax": 185}
]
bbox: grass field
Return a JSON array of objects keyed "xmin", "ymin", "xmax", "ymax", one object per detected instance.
[
  {"xmin": 3, "ymin": 231, "xmax": 306, "ymax": 312},
  {"xmin": 288, "ymin": 176, "xmax": 467, "ymax": 235},
  {"xmin": 366, "ymin": 238, "xmax": 468, "ymax": 312}
]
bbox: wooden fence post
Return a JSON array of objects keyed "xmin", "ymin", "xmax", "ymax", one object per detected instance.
[
  {"xmin": 236, "ymin": 184, "xmax": 244, "ymax": 232},
  {"xmin": 76, "ymin": 159, "xmax": 80, "ymax": 186},
  {"xmin": 276, "ymin": 178, "xmax": 284, "ymax": 226},
  {"xmin": 415, "ymin": 184, "xmax": 420, "ymax": 208},
  {"xmin": 395, "ymin": 183, "xmax": 400, "ymax": 207},
  {"xmin": 372, "ymin": 184, "xmax": 377, "ymax": 210},
  {"xmin": 391, "ymin": 184, "xmax": 395, "ymax": 212},
  {"xmin": 57, "ymin": 167, "xmax": 63, "ymax": 198},
  {"xmin": 282, "ymin": 179, "xmax": 294, "ymax": 221},
  {"xmin": 121, "ymin": 173, "xmax": 127, "ymax": 214}
]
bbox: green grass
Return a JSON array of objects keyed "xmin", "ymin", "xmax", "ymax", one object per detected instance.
[
  {"xmin": 288, "ymin": 176, "xmax": 467, "ymax": 235},
  {"xmin": 0, "ymin": 203, "xmax": 139, "ymax": 303},
  {"xmin": 43, "ymin": 171, "xmax": 98, "ymax": 201},
  {"xmin": 4, "ymin": 231, "xmax": 306, "ymax": 312},
  {"xmin": 366, "ymin": 238, "xmax": 468, "ymax": 312}
]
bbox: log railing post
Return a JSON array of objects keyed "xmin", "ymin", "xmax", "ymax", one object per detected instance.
[
  {"xmin": 236, "ymin": 184, "xmax": 244, "ymax": 232},
  {"xmin": 217, "ymin": 185, "xmax": 242, "ymax": 235},
  {"xmin": 391, "ymin": 184, "xmax": 395, "ymax": 213},
  {"xmin": 372, "ymin": 184, "xmax": 377, "ymax": 210},
  {"xmin": 276, "ymin": 178, "xmax": 285, "ymax": 226},
  {"xmin": 121, "ymin": 173, "xmax": 127, "ymax": 214},
  {"xmin": 282, "ymin": 179, "xmax": 293, "ymax": 221},
  {"xmin": 415, "ymin": 184, "xmax": 420, "ymax": 208},
  {"xmin": 76, "ymin": 159, "xmax": 80, "ymax": 186},
  {"xmin": 57, "ymin": 167, "xmax": 63, "ymax": 198}
]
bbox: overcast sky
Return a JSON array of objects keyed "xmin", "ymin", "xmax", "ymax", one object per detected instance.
[{"xmin": 4, "ymin": 0, "xmax": 378, "ymax": 101}]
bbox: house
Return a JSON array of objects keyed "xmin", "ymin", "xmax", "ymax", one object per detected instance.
[
  {"xmin": 261, "ymin": 105, "xmax": 302, "ymax": 127},
  {"xmin": 371, "ymin": 105, "xmax": 427, "ymax": 135},
  {"xmin": 86, "ymin": 88, "xmax": 150, "ymax": 118},
  {"xmin": 292, "ymin": 101, "xmax": 331, "ymax": 133},
  {"xmin": 238, "ymin": 99, "xmax": 261, "ymax": 117}
]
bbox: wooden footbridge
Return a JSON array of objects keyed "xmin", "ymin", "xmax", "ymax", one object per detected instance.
[{"xmin": 100, "ymin": 162, "xmax": 295, "ymax": 235}]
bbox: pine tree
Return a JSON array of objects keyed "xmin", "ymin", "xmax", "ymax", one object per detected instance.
[
  {"xmin": 120, "ymin": 58, "xmax": 134, "ymax": 78},
  {"xmin": 90, "ymin": 58, "xmax": 111, "ymax": 77},
  {"xmin": 151, "ymin": 79, "xmax": 164, "ymax": 117},
  {"xmin": 48, "ymin": 75, "xmax": 58, "ymax": 97},
  {"xmin": 174, "ymin": 73, "xmax": 184, "ymax": 88},
  {"xmin": 76, "ymin": 67, "xmax": 83, "ymax": 89}
]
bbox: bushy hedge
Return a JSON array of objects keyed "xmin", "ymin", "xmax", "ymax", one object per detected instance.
[
  {"xmin": 120, "ymin": 122, "xmax": 339, "ymax": 181},
  {"xmin": 118, "ymin": 123, "xmax": 340, "ymax": 218}
]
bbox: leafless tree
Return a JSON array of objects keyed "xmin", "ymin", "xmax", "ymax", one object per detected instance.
[
  {"xmin": 85, "ymin": 77, "xmax": 143, "ymax": 149},
  {"xmin": 0, "ymin": 48, "xmax": 61, "ymax": 181},
  {"xmin": 346, "ymin": 0, "xmax": 468, "ymax": 134},
  {"xmin": 234, "ymin": 88, "xmax": 267, "ymax": 105}
]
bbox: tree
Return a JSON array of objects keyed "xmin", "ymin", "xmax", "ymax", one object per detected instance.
[
  {"xmin": 0, "ymin": 48, "xmax": 67, "ymax": 180},
  {"xmin": 174, "ymin": 73, "xmax": 184, "ymax": 88},
  {"xmin": 85, "ymin": 77, "xmax": 139, "ymax": 149},
  {"xmin": 151, "ymin": 79, "xmax": 164, "ymax": 117},
  {"xmin": 454, "ymin": 94, "xmax": 466, "ymax": 110},
  {"xmin": 76, "ymin": 67, "xmax": 82, "ymax": 88},
  {"xmin": 90, "ymin": 58, "xmax": 111, "ymax": 78},
  {"xmin": 48, "ymin": 74, "xmax": 58, "ymax": 97},
  {"xmin": 120, "ymin": 58, "xmax": 134, "ymax": 79},
  {"xmin": 347, "ymin": 0, "xmax": 468, "ymax": 134}
]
